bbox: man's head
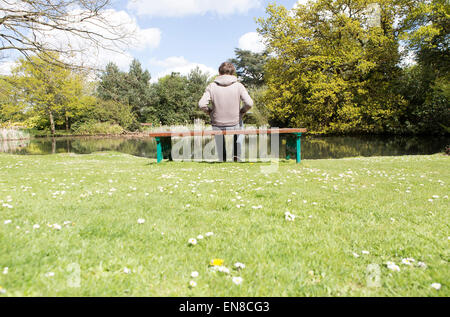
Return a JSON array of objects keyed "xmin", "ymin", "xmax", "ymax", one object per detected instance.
[{"xmin": 218, "ymin": 62, "xmax": 236, "ymax": 76}]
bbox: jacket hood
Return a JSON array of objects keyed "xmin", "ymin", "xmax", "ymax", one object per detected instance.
[{"xmin": 214, "ymin": 75, "xmax": 238, "ymax": 87}]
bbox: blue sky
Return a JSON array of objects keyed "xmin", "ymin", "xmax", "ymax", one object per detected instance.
[
  {"xmin": 115, "ymin": 0, "xmax": 299, "ymax": 81},
  {"xmin": 0, "ymin": 0, "xmax": 300, "ymax": 79}
]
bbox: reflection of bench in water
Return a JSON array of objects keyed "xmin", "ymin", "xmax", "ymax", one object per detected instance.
[{"xmin": 149, "ymin": 128, "xmax": 307, "ymax": 163}]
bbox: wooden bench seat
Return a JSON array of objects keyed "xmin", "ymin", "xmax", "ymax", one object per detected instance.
[{"xmin": 148, "ymin": 128, "xmax": 307, "ymax": 163}]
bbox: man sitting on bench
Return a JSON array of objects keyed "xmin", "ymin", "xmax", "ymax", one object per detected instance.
[{"xmin": 198, "ymin": 62, "xmax": 254, "ymax": 162}]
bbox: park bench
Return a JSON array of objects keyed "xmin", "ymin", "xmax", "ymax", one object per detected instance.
[{"xmin": 148, "ymin": 128, "xmax": 307, "ymax": 163}]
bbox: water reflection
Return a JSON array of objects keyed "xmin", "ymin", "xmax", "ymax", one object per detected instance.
[{"xmin": 0, "ymin": 135, "xmax": 448, "ymax": 160}]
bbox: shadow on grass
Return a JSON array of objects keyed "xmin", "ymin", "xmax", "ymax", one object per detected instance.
[{"xmin": 144, "ymin": 159, "xmax": 297, "ymax": 166}]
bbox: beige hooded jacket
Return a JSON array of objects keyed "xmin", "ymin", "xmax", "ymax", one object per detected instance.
[{"xmin": 198, "ymin": 75, "xmax": 253, "ymax": 127}]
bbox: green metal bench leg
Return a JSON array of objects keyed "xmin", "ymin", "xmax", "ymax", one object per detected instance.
[
  {"xmin": 156, "ymin": 137, "xmax": 163, "ymax": 163},
  {"xmin": 296, "ymin": 133, "xmax": 302, "ymax": 163}
]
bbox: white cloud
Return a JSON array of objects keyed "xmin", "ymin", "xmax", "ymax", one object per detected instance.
[
  {"xmin": 32, "ymin": 9, "xmax": 161, "ymax": 71},
  {"xmin": 0, "ymin": 61, "xmax": 18, "ymax": 76},
  {"xmin": 127, "ymin": 0, "xmax": 261, "ymax": 17},
  {"xmin": 149, "ymin": 56, "xmax": 217, "ymax": 82},
  {"xmin": 238, "ymin": 32, "xmax": 265, "ymax": 53}
]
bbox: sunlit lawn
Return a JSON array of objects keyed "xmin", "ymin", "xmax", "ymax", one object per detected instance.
[{"xmin": 0, "ymin": 152, "xmax": 448, "ymax": 296}]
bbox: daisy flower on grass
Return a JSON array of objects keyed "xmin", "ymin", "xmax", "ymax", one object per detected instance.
[
  {"xmin": 431, "ymin": 283, "xmax": 441, "ymax": 290},
  {"xmin": 188, "ymin": 238, "xmax": 197, "ymax": 246},
  {"xmin": 284, "ymin": 211, "xmax": 296, "ymax": 222},
  {"xmin": 386, "ymin": 262, "xmax": 400, "ymax": 272},
  {"xmin": 401, "ymin": 258, "xmax": 415, "ymax": 266},
  {"xmin": 52, "ymin": 224, "xmax": 62, "ymax": 230},
  {"xmin": 189, "ymin": 280, "xmax": 197, "ymax": 288},
  {"xmin": 417, "ymin": 262, "xmax": 427, "ymax": 269},
  {"xmin": 232, "ymin": 277, "xmax": 243, "ymax": 285},
  {"xmin": 234, "ymin": 262, "xmax": 246, "ymax": 270},
  {"xmin": 217, "ymin": 266, "xmax": 230, "ymax": 274},
  {"xmin": 191, "ymin": 271, "xmax": 199, "ymax": 278}
]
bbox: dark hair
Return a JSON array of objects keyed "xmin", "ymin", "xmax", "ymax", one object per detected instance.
[{"xmin": 218, "ymin": 62, "xmax": 236, "ymax": 75}]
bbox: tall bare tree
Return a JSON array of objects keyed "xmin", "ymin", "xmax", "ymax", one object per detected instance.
[{"xmin": 0, "ymin": 0, "xmax": 134, "ymax": 70}]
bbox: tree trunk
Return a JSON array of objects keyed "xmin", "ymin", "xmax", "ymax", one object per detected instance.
[
  {"xmin": 52, "ymin": 137, "xmax": 56, "ymax": 154},
  {"xmin": 49, "ymin": 111, "xmax": 56, "ymax": 136},
  {"xmin": 65, "ymin": 113, "xmax": 70, "ymax": 132}
]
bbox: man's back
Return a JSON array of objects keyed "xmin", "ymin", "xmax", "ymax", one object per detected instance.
[{"xmin": 199, "ymin": 74, "xmax": 253, "ymax": 127}]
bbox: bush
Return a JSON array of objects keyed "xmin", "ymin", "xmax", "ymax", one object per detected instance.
[{"xmin": 72, "ymin": 121, "xmax": 124, "ymax": 135}]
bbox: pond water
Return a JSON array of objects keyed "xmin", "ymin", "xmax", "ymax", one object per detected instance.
[{"xmin": 1, "ymin": 135, "xmax": 448, "ymax": 160}]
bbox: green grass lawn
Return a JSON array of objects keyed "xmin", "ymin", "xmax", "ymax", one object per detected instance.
[{"xmin": 0, "ymin": 152, "xmax": 448, "ymax": 296}]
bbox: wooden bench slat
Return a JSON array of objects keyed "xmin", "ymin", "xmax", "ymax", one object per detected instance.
[{"xmin": 148, "ymin": 128, "xmax": 307, "ymax": 137}]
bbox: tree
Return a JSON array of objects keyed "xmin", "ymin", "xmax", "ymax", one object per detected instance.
[
  {"xmin": 97, "ymin": 62, "xmax": 128, "ymax": 103},
  {"xmin": 12, "ymin": 53, "xmax": 85, "ymax": 135},
  {"xmin": 124, "ymin": 59, "xmax": 152, "ymax": 122},
  {"xmin": 97, "ymin": 60, "xmax": 152, "ymax": 123},
  {"xmin": 0, "ymin": 0, "xmax": 131, "ymax": 69},
  {"xmin": 257, "ymin": 0, "xmax": 409, "ymax": 133},
  {"xmin": 186, "ymin": 67, "xmax": 211, "ymax": 122},
  {"xmin": 229, "ymin": 48, "xmax": 269, "ymax": 87},
  {"xmin": 149, "ymin": 73, "xmax": 191, "ymax": 126},
  {"xmin": 399, "ymin": 0, "xmax": 450, "ymax": 133}
]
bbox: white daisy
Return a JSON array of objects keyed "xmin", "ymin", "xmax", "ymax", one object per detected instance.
[
  {"xmin": 189, "ymin": 280, "xmax": 197, "ymax": 288},
  {"xmin": 401, "ymin": 258, "xmax": 415, "ymax": 265},
  {"xmin": 123, "ymin": 267, "xmax": 131, "ymax": 274},
  {"xmin": 188, "ymin": 238, "xmax": 197, "ymax": 246},
  {"xmin": 205, "ymin": 232, "xmax": 214, "ymax": 237},
  {"xmin": 431, "ymin": 283, "xmax": 441, "ymax": 290},
  {"xmin": 234, "ymin": 262, "xmax": 246, "ymax": 270},
  {"xmin": 217, "ymin": 266, "xmax": 230, "ymax": 274},
  {"xmin": 232, "ymin": 277, "xmax": 243, "ymax": 285},
  {"xmin": 137, "ymin": 218, "xmax": 145, "ymax": 224},
  {"xmin": 417, "ymin": 262, "xmax": 427, "ymax": 269},
  {"xmin": 386, "ymin": 262, "xmax": 400, "ymax": 272},
  {"xmin": 197, "ymin": 235, "xmax": 204, "ymax": 240},
  {"xmin": 285, "ymin": 211, "xmax": 296, "ymax": 221},
  {"xmin": 191, "ymin": 271, "xmax": 199, "ymax": 278},
  {"xmin": 52, "ymin": 224, "xmax": 62, "ymax": 230}
]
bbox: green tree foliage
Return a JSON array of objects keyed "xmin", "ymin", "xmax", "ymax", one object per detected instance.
[
  {"xmin": 142, "ymin": 68, "xmax": 211, "ymax": 125},
  {"xmin": 228, "ymin": 49, "xmax": 271, "ymax": 126},
  {"xmin": 11, "ymin": 53, "xmax": 86, "ymax": 135},
  {"xmin": 72, "ymin": 99, "xmax": 137, "ymax": 131},
  {"xmin": 97, "ymin": 59, "xmax": 152, "ymax": 122},
  {"xmin": 257, "ymin": 0, "xmax": 409, "ymax": 134},
  {"xmin": 147, "ymin": 73, "xmax": 191, "ymax": 125},
  {"xmin": 229, "ymin": 48, "xmax": 269, "ymax": 87},
  {"xmin": 186, "ymin": 67, "xmax": 212, "ymax": 122},
  {"xmin": 399, "ymin": 0, "xmax": 449, "ymax": 133},
  {"xmin": 97, "ymin": 62, "xmax": 128, "ymax": 103},
  {"xmin": 0, "ymin": 75, "xmax": 27, "ymax": 124}
]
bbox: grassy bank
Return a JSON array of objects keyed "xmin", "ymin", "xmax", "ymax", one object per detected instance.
[{"xmin": 0, "ymin": 152, "xmax": 448, "ymax": 296}]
